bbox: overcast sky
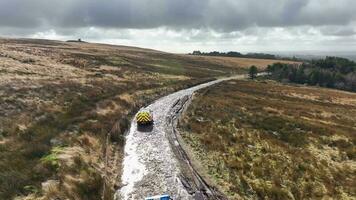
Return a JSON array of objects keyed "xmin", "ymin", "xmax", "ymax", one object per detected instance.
[{"xmin": 1, "ymin": 0, "xmax": 355, "ymax": 53}]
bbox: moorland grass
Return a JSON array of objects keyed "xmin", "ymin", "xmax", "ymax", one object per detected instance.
[{"xmin": 181, "ymin": 80, "xmax": 356, "ymax": 199}]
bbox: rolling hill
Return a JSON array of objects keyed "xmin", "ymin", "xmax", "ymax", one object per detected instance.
[{"xmin": 0, "ymin": 38, "xmax": 296, "ymax": 199}]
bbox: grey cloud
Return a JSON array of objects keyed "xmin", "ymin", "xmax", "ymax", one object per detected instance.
[
  {"xmin": 0, "ymin": 0, "xmax": 355, "ymax": 32},
  {"xmin": 320, "ymin": 26, "xmax": 356, "ymax": 36}
]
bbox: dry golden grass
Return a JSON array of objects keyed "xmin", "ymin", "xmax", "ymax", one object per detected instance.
[
  {"xmin": 0, "ymin": 38, "xmax": 218, "ymax": 199},
  {"xmin": 0, "ymin": 38, "xmax": 291, "ymax": 199},
  {"xmin": 180, "ymin": 80, "xmax": 356, "ymax": 200}
]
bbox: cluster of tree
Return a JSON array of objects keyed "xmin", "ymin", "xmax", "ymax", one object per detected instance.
[
  {"xmin": 266, "ymin": 57, "xmax": 356, "ymax": 92},
  {"xmin": 249, "ymin": 65, "xmax": 258, "ymax": 79},
  {"xmin": 66, "ymin": 38, "xmax": 86, "ymax": 43},
  {"xmin": 190, "ymin": 51, "xmax": 277, "ymax": 60}
]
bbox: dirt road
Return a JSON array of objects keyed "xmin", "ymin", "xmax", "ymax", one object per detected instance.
[{"xmin": 116, "ymin": 75, "xmax": 246, "ymax": 200}]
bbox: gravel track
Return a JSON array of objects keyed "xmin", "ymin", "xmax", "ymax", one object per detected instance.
[{"xmin": 116, "ymin": 75, "xmax": 246, "ymax": 200}]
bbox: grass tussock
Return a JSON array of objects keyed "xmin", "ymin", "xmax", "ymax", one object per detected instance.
[{"xmin": 180, "ymin": 80, "xmax": 356, "ymax": 200}]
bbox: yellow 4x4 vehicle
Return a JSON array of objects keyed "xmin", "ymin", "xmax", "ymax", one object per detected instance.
[{"xmin": 136, "ymin": 110, "xmax": 153, "ymax": 125}]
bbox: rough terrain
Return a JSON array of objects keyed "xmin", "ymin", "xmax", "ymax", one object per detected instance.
[
  {"xmin": 0, "ymin": 38, "xmax": 233, "ymax": 199},
  {"xmin": 180, "ymin": 80, "xmax": 356, "ymax": 199},
  {"xmin": 0, "ymin": 38, "xmax": 296, "ymax": 199}
]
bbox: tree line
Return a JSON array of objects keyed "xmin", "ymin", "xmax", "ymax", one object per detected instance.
[
  {"xmin": 266, "ymin": 57, "xmax": 356, "ymax": 92},
  {"xmin": 190, "ymin": 51, "xmax": 278, "ymax": 60}
]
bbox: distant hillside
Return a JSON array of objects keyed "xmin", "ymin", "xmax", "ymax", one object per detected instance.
[{"xmin": 274, "ymin": 51, "xmax": 356, "ymax": 62}]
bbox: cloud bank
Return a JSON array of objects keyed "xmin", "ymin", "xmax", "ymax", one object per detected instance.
[{"xmin": 0, "ymin": 0, "xmax": 355, "ymax": 52}]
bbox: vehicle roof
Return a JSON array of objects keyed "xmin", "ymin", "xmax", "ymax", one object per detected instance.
[{"xmin": 138, "ymin": 109, "xmax": 151, "ymax": 113}]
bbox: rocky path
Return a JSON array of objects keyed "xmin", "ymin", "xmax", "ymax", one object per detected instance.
[{"xmin": 116, "ymin": 75, "xmax": 246, "ymax": 200}]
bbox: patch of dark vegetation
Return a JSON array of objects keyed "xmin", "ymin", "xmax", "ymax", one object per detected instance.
[
  {"xmin": 66, "ymin": 39, "xmax": 86, "ymax": 43},
  {"xmin": 0, "ymin": 116, "xmax": 63, "ymax": 199},
  {"xmin": 189, "ymin": 50, "xmax": 285, "ymax": 60},
  {"xmin": 266, "ymin": 57, "xmax": 356, "ymax": 92}
]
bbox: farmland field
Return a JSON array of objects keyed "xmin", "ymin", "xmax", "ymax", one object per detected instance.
[{"xmin": 180, "ymin": 80, "xmax": 356, "ymax": 199}]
